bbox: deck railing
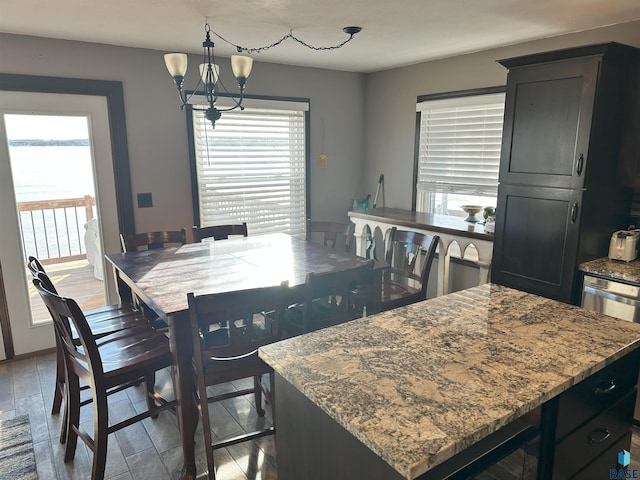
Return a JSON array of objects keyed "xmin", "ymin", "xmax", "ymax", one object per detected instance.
[{"xmin": 17, "ymin": 195, "xmax": 96, "ymax": 265}]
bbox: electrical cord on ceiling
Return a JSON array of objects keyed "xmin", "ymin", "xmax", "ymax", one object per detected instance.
[{"xmin": 209, "ymin": 26, "xmax": 362, "ymax": 54}]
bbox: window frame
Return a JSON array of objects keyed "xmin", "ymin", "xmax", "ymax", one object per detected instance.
[
  {"xmin": 411, "ymin": 86, "xmax": 506, "ymax": 212},
  {"xmin": 186, "ymin": 93, "xmax": 311, "ymax": 234}
]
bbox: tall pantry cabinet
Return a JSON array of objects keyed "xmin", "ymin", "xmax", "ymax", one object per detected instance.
[{"xmin": 491, "ymin": 43, "xmax": 640, "ymax": 304}]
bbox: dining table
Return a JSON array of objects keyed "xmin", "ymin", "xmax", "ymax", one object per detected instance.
[{"xmin": 105, "ymin": 232, "xmax": 381, "ymax": 479}]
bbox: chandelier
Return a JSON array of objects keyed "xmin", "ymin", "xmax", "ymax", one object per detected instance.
[{"xmin": 164, "ymin": 22, "xmax": 362, "ymax": 128}]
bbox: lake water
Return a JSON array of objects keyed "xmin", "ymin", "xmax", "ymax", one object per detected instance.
[
  {"xmin": 9, "ymin": 145, "xmax": 95, "ymax": 202},
  {"xmin": 8, "ymin": 145, "xmax": 96, "ymax": 260}
]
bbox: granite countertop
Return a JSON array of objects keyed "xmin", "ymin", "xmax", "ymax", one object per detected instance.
[
  {"xmin": 259, "ymin": 283, "xmax": 640, "ymax": 480},
  {"xmin": 579, "ymin": 257, "xmax": 640, "ymax": 285}
]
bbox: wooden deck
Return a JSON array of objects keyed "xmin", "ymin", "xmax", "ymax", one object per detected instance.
[{"xmin": 28, "ymin": 259, "xmax": 106, "ymax": 322}]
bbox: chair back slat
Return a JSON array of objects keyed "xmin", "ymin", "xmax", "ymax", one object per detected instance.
[
  {"xmin": 301, "ymin": 260, "xmax": 374, "ymax": 332},
  {"xmin": 27, "ymin": 255, "xmax": 46, "ymax": 277},
  {"xmin": 192, "ymin": 223, "xmax": 248, "ymax": 242},
  {"xmin": 32, "ymin": 277, "xmax": 101, "ymax": 378},
  {"xmin": 120, "ymin": 229, "xmax": 187, "ymax": 252},
  {"xmin": 306, "ymin": 220, "xmax": 355, "ymax": 253},
  {"xmin": 188, "ymin": 281, "xmax": 288, "ymax": 362},
  {"xmin": 384, "ymin": 227, "xmax": 439, "ymax": 299}
]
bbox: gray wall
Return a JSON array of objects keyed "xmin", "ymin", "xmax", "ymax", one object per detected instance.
[
  {"xmin": 0, "ymin": 33, "xmax": 366, "ymax": 233},
  {"xmin": 363, "ymin": 20, "xmax": 640, "ymax": 209},
  {"xmin": 2, "ymin": 20, "xmax": 640, "ymax": 230}
]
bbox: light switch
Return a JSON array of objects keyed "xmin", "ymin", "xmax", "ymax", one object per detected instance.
[{"xmin": 137, "ymin": 192, "xmax": 153, "ymax": 208}]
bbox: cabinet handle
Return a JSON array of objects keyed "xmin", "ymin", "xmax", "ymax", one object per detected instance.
[
  {"xmin": 576, "ymin": 154, "xmax": 584, "ymax": 176},
  {"xmin": 570, "ymin": 203, "xmax": 578, "ymax": 224},
  {"xmin": 594, "ymin": 380, "xmax": 616, "ymax": 396},
  {"xmin": 588, "ymin": 428, "xmax": 611, "ymax": 444}
]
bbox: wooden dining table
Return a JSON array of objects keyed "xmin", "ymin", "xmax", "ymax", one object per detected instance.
[{"xmin": 105, "ymin": 232, "xmax": 381, "ymax": 479}]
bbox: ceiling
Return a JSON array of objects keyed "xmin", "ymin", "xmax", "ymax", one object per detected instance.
[{"xmin": 2, "ymin": 0, "xmax": 640, "ymax": 73}]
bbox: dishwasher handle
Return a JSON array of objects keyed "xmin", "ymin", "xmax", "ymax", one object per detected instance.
[{"xmin": 583, "ymin": 284, "xmax": 640, "ymax": 309}]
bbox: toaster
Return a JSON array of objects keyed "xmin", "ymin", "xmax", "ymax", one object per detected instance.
[{"xmin": 608, "ymin": 230, "xmax": 640, "ymax": 262}]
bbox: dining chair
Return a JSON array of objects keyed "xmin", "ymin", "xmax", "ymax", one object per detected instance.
[
  {"xmin": 380, "ymin": 227, "xmax": 439, "ymax": 311},
  {"xmin": 27, "ymin": 256, "xmax": 149, "ymax": 417},
  {"xmin": 192, "ymin": 223, "xmax": 248, "ymax": 242},
  {"xmin": 282, "ymin": 260, "xmax": 375, "ymax": 337},
  {"xmin": 306, "ymin": 219, "xmax": 355, "ymax": 253},
  {"xmin": 119, "ymin": 228, "xmax": 187, "ymax": 252},
  {"xmin": 33, "ymin": 277, "xmax": 176, "ymax": 480},
  {"xmin": 118, "ymin": 229, "xmax": 188, "ymax": 327},
  {"xmin": 188, "ymin": 281, "xmax": 289, "ymax": 480}
]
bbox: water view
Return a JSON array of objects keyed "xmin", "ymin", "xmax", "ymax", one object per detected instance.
[
  {"xmin": 5, "ymin": 114, "xmax": 96, "ymax": 262},
  {"xmin": 9, "ymin": 144, "xmax": 95, "ymax": 202}
]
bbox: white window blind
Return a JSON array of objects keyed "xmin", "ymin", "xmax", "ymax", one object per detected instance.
[
  {"xmin": 416, "ymin": 93, "xmax": 505, "ymax": 197},
  {"xmin": 192, "ymin": 100, "xmax": 308, "ymax": 237}
]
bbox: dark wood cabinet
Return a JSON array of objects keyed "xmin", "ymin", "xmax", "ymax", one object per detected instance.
[
  {"xmin": 618, "ymin": 63, "xmax": 640, "ymax": 187},
  {"xmin": 492, "ymin": 43, "xmax": 640, "ymax": 304},
  {"xmin": 545, "ymin": 350, "xmax": 639, "ymax": 479},
  {"xmin": 570, "ymin": 431, "xmax": 632, "ymax": 480},
  {"xmin": 499, "ymin": 57, "xmax": 598, "ymax": 189},
  {"xmin": 492, "ymin": 185, "xmax": 581, "ymax": 302}
]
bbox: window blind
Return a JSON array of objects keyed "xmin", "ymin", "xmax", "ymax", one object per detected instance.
[
  {"xmin": 416, "ymin": 93, "xmax": 505, "ymax": 197},
  {"xmin": 192, "ymin": 102, "xmax": 307, "ymax": 237}
]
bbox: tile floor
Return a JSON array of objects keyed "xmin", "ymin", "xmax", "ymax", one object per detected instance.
[{"xmin": 0, "ymin": 351, "xmax": 276, "ymax": 479}]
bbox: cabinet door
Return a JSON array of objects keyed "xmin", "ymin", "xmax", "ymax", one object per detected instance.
[
  {"xmin": 499, "ymin": 57, "xmax": 599, "ymax": 189},
  {"xmin": 570, "ymin": 431, "xmax": 632, "ymax": 480},
  {"xmin": 553, "ymin": 392, "xmax": 635, "ymax": 479},
  {"xmin": 491, "ymin": 185, "xmax": 581, "ymax": 303},
  {"xmin": 618, "ymin": 64, "xmax": 640, "ymax": 187}
]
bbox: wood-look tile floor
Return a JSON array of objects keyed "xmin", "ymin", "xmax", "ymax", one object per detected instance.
[
  {"xmin": 2, "ymin": 350, "xmax": 640, "ymax": 479},
  {"xmin": 0, "ymin": 351, "xmax": 276, "ymax": 479}
]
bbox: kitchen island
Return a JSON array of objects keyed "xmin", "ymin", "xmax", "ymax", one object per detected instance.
[{"xmin": 259, "ymin": 283, "xmax": 640, "ymax": 479}]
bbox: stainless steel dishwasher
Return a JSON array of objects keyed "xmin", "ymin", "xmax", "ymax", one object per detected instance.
[
  {"xmin": 582, "ymin": 274, "xmax": 640, "ymax": 323},
  {"xmin": 581, "ymin": 274, "xmax": 640, "ymax": 421}
]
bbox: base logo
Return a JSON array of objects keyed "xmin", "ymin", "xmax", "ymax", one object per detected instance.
[{"xmin": 611, "ymin": 450, "xmax": 638, "ymax": 479}]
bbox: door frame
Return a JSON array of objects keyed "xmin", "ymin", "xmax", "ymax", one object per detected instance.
[{"xmin": 0, "ymin": 73, "xmax": 135, "ymax": 360}]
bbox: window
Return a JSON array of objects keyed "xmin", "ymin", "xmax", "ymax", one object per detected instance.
[
  {"xmin": 414, "ymin": 89, "xmax": 505, "ymax": 218},
  {"xmin": 190, "ymin": 97, "xmax": 309, "ymax": 237}
]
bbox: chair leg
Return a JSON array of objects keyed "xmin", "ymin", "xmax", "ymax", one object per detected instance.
[
  {"xmin": 254, "ymin": 375, "xmax": 265, "ymax": 417},
  {"xmin": 198, "ymin": 389, "xmax": 216, "ymax": 480},
  {"xmin": 145, "ymin": 373, "xmax": 159, "ymax": 418},
  {"xmin": 269, "ymin": 371, "xmax": 276, "ymax": 426},
  {"xmin": 59, "ymin": 359, "xmax": 70, "ymax": 444},
  {"xmin": 59, "ymin": 391, "xmax": 69, "ymax": 444},
  {"xmin": 64, "ymin": 373, "xmax": 81, "ymax": 462},
  {"xmin": 52, "ymin": 338, "xmax": 65, "ymax": 415},
  {"xmin": 91, "ymin": 390, "xmax": 109, "ymax": 480}
]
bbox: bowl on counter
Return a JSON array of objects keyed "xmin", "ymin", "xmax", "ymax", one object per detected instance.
[{"xmin": 461, "ymin": 205, "xmax": 483, "ymax": 223}]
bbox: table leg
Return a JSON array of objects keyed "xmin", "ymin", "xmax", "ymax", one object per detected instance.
[
  {"xmin": 111, "ymin": 267, "xmax": 134, "ymax": 304},
  {"xmin": 169, "ymin": 314, "xmax": 199, "ymax": 480}
]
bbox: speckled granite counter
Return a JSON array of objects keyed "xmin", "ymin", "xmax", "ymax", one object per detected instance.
[
  {"xmin": 579, "ymin": 256, "xmax": 640, "ymax": 285},
  {"xmin": 259, "ymin": 283, "xmax": 640, "ymax": 479}
]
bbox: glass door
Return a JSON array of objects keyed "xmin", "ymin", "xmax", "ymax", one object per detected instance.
[
  {"xmin": 0, "ymin": 91, "xmax": 121, "ymax": 357},
  {"xmin": 5, "ymin": 113, "xmax": 105, "ymax": 324}
]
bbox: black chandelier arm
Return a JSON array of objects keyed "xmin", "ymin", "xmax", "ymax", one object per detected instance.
[
  {"xmin": 210, "ymin": 26, "xmax": 361, "ymax": 54},
  {"xmin": 178, "ymin": 77, "xmax": 206, "ymax": 109},
  {"xmin": 191, "ymin": 102, "xmax": 244, "ymax": 113}
]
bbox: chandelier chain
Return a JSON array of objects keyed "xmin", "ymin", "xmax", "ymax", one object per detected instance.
[
  {"xmin": 166, "ymin": 21, "xmax": 360, "ymax": 128},
  {"xmin": 210, "ymin": 28, "xmax": 358, "ymax": 54}
]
